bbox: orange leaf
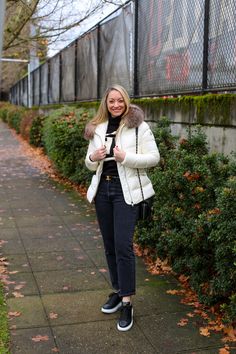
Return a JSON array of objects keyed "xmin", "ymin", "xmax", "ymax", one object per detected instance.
[
  {"xmin": 49, "ymin": 312, "xmax": 58, "ymax": 320},
  {"xmin": 199, "ymin": 327, "xmax": 210, "ymax": 337},
  {"xmin": 186, "ymin": 312, "xmax": 195, "ymax": 318},
  {"xmin": 166, "ymin": 289, "xmax": 185, "ymax": 296},
  {"xmin": 8, "ymin": 311, "xmax": 21, "ymax": 317},
  {"xmin": 12, "ymin": 292, "xmax": 24, "ymax": 298},
  {"xmin": 99, "ymin": 268, "xmax": 107, "ymax": 273},
  {"xmin": 14, "ymin": 284, "xmax": 25, "ymax": 290},
  {"xmin": 223, "ymin": 326, "xmax": 236, "ymax": 340},
  {"xmin": 177, "ymin": 318, "xmax": 188, "ymax": 326},
  {"xmin": 32, "ymin": 335, "xmax": 49, "ymax": 342}
]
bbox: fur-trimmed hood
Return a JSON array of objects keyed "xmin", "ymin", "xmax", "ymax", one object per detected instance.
[{"xmin": 84, "ymin": 104, "xmax": 144, "ymax": 140}]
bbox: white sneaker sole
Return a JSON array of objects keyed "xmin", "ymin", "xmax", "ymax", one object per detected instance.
[
  {"xmin": 117, "ymin": 308, "xmax": 134, "ymax": 331},
  {"xmin": 101, "ymin": 301, "xmax": 122, "ymax": 314}
]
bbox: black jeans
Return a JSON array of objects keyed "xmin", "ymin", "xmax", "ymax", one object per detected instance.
[{"xmin": 95, "ymin": 178, "xmax": 138, "ymax": 297}]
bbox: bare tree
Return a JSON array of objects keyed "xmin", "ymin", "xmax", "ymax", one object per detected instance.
[
  {"xmin": 3, "ymin": 0, "xmax": 125, "ymax": 52},
  {"xmin": 1, "ymin": 0, "xmax": 125, "ymax": 97}
]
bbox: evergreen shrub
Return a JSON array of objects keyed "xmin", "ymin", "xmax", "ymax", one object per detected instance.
[
  {"xmin": 42, "ymin": 106, "xmax": 93, "ymax": 186},
  {"xmin": 6, "ymin": 106, "xmax": 25, "ymax": 133},
  {"xmin": 135, "ymin": 117, "xmax": 236, "ymax": 321},
  {"xmin": 0, "ymin": 102, "xmax": 11, "ymax": 122},
  {"xmin": 29, "ymin": 114, "xmax": 46, "ymax": 147},
  {"xmin": 20, "ymin": 110, "xmax": 44, "ymax": 142}
]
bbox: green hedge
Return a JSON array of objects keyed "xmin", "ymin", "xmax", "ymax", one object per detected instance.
[
  {"xmin": 42, "ymin": 106, "xmax": 93, "ymax": 186},
  {"xmin": 136, "ymin": 118, "xmax": 236, "ymax": 322},
  {"xmin": 0, "ymin": 103, "xmax": 235, "ymax": 323}
]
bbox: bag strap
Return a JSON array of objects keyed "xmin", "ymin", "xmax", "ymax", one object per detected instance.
[{"xmin": 136, "ymin": 127, "xmax": 145, "ymax": 201}]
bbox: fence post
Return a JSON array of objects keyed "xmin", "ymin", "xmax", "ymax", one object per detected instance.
[
  {"xmin": 74, "ymin": 40, "xmax": 78, "ymax": 101},
  {"xmin": 39, "ymin": 65, "xmax": 42, "ymax": 105},
  {"xmin": 133, "ymin": 0, "xmax": 139, "ymax": 97},
  {"xmin": 202, "ymin": 0, "xmax": 210, "ymax": 92},
  {"xmin": 47, "ymin": 60, "xmax": 50, "ymax": 104},
  {"xmin": 32, "ymin": 72, "xmax": 35, "ymax": 106},
  {"xmin": 97, "ymin": 24, "xmax": 101, "ymax": 100},
  {"xmin": 59, "ymin": 52, "xmax": 62, "ymax": 103}
]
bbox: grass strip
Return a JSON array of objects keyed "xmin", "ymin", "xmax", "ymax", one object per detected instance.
[{"xmin": 0, "ymin": 282, "xmax": 10, "ymax": 354}]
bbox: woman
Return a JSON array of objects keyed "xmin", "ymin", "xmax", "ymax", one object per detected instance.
[{"xmin": 84, "ymin": 84, "xmax": 160, "ymax": 331}]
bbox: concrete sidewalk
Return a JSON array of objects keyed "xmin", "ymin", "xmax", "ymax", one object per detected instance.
[{"xmin": 0, "ymin": 121, "xmax": 224, "ymax": 353}]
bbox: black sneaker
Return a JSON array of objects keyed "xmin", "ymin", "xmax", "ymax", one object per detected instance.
[
  {"xmin": 101, "ymin": 292, "xmax": 122, "ymax": 314},
  {"xmin": 117, "ymin": 302, "xmax": 133, "ymax": 331}
]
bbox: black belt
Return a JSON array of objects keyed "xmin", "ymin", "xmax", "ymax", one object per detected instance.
[{"xmin": 102, "ymin": 175, "xmax": 120, "ymax": 181}]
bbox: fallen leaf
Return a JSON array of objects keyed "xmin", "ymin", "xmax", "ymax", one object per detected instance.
[
  {"xmin": 14, "ymin": 284, "xmax": 25, "ymax": 290},
  {"xmin": 99, "ymin": 268, "xmax": 107, "ymax": 273},
  {"xmin": 223, "ymin": 326, "xmax": 236, "ymax": 341},
  {"xmin": 199, "ymin": 327, "xmax": 210, "ymax": 337},
  {"xmin": 9, "ymin": 271, "xmax": 19, "ymax": 274},
  {"xmin": 9, "ymin": 325, "xmax": 17, "ymax": 330},
  {"xmin": 12, "ymin": 292, "xmax": 24, "ymax": 298},
  {"xmin": 186, "ymin": 312, "xmax": 195, "ymax": 318},
  {"xmin": 166, "ymin": 289, "xmax": 185, "ymax": 296},
  {"xmin": 51, "ymin": 347, "xmax": 60, "ymax": 352},
  {"xmin": 177, "ymin": 318, "xmax": 189, "ymax": 327},
  {"xmin": 8, "ymin": 311, "xmax": 21, "ymax": 317},
  {"xmin": 56, "ymin": 256, "xmax": 64, "ymax": 261},
  {"xmin": 32, "ymin": 335, "xmax": 49, "ymax": 342},
  {"xmin": 49, "ymin": 312, "xmax": 58, "ymax": 319}
]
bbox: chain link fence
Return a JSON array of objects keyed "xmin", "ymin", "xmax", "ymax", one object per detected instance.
[{"xmin": 10, "ymin": 0, "xmax": 236, "ymax": 106}]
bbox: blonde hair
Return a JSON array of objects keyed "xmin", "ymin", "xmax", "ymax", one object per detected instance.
[{"xmin": 91, "ymin": 84, "xmax": 130, "ymax": 125}]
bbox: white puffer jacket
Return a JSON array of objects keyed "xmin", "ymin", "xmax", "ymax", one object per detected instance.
[{"xmin": 84, "ymin": 105, "xmax": 160, "ymax": 205}]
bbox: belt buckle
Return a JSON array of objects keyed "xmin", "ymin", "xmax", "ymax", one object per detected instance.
[{"xmin": 105, "ymin": 175, "xmax": 112, "ymax": 181}]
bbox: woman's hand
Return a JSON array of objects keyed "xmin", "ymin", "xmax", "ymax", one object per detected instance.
[
  {"xmin": 90, "ymin": 146, "xmax": 107, "ymax": 162},
  {"xmin": 113, "ymin": 146, "xmax": 126, "ymax": 162}
]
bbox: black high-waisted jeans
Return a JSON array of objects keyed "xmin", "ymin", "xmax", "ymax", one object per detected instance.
[{"xmin": 95, "ymin": 178, "xmax": 138, "ymax": 297}]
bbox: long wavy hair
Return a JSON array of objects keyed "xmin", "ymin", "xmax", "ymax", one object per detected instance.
[{"xmin": 90, "ymin": 84, "xmax": 130, "ymax": 126}]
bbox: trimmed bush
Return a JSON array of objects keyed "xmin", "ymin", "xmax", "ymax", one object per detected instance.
[
  {"xmin": 6, "ymin": 106, "xmax": 26, "ymax": 133},
  {"xmin": 29, "ymin": 113, "xmax": 46, "ymax": 147},
  {"xmin": 20, "ymin": 110, "xmax": 44, "ymax": 142},
  {"xmin": 0, "ymin": 102, "xmax": 12, "ymax": 122},
  {"xmin": 135, "ymin": 118, "xmax": 236, "ymax": 321}
]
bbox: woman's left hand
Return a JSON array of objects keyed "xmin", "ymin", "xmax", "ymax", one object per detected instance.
[{"xmin": 113, "ymin": 146, "xmax": 126, "ymax": 162}]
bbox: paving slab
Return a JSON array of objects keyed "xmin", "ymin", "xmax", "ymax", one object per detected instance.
[
  {"xmin": 1, "ymin": 228, "xmax": 21, "ymax": 241},
  {"xmin": 18, "ymin": 225, "xmax": 72, "ymax": 240},
  {"xmin": 41, "ymin": 290, "xmax": 118, "ymax": 326},
  {"xmin": 52, "ymin": 321, "xmax": 157, "ymax": 354},
  {"xmin": 7, "ymin": 296, "xmax": 48, "ymax": 329},
  {"xmin": 14, "ymin": 215, "xmax": 63, "ymax": 228},
  {"xmin": 21, "ymin": 236, "xmax": 79, "ymax": 253},
  {"xmin": 6, "ymin": 254, "xmax": 31, "ymax": 273},
  {"xmin": 0, "ymin": 216, "xmax": 16, "ymax": 228},
  {"xmin": 1, "ymin": 239, "xmax": 26, "ymax": 255},
  {"xmin": 34, "ymin": 268, "xmax": 110, "ymax": 295},
  {"xmin": 27, "ymin": 250, "xmax": 94, "ymax": 272},
  {"xmin": 9, "ymin": 327, "xmax": 57, "ymax": 354},
  {"xmin": 136, "ymin": 313, "xmax": 222, "ymax": 353},
  {"xmin": 5, "ymin": 272, "xmax": 39, "ymax": 298}
]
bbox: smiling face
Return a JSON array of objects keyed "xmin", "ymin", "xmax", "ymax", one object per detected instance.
[{"xmin": 106, "ymin": 89, "xmax": 126, "ymax": 118}]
